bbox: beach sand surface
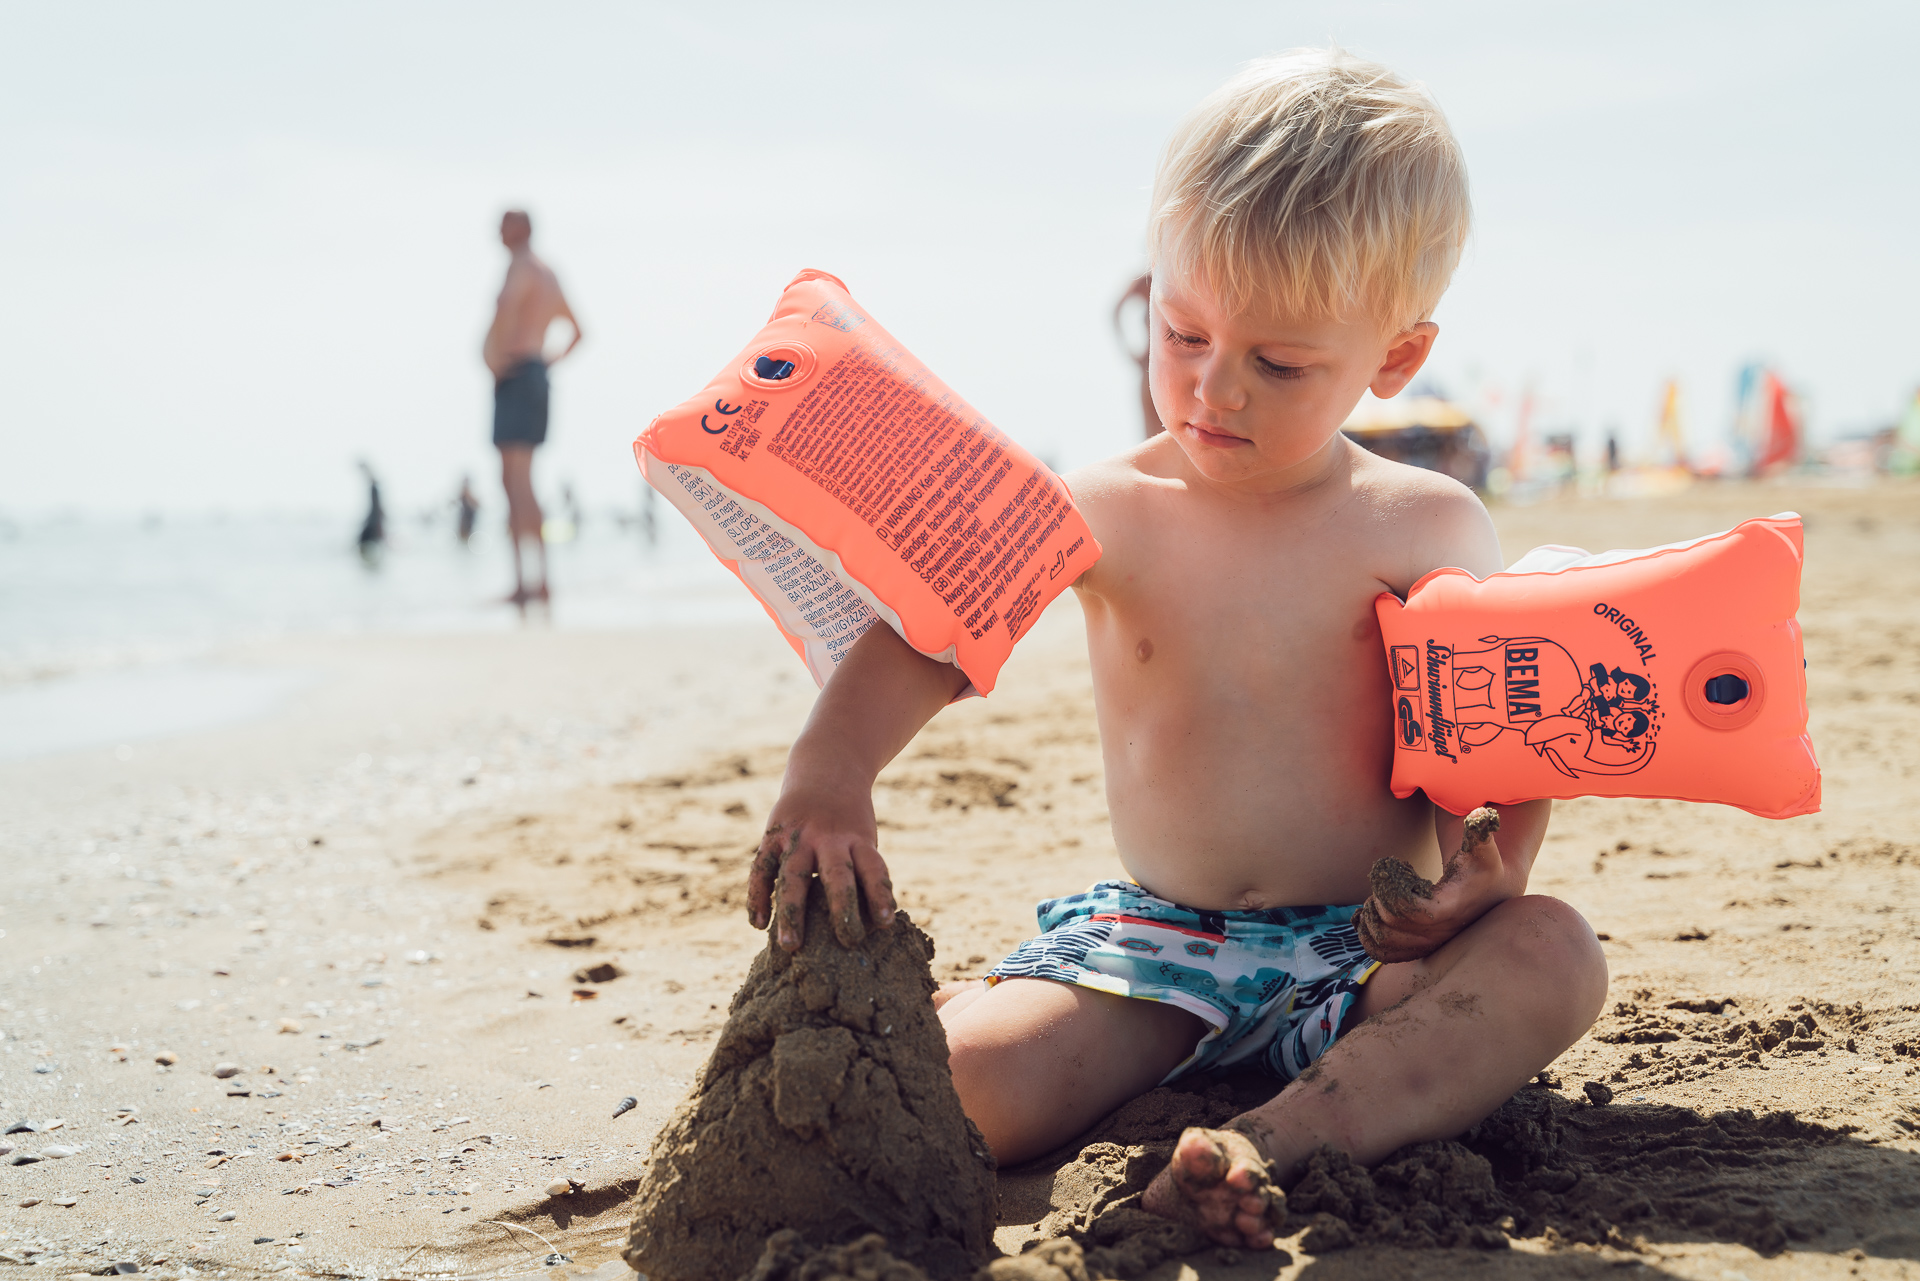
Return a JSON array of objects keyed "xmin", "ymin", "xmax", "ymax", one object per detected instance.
[{"xmin": 2, "ymin": 482, "xmax": 1916, "ymax": 1280}]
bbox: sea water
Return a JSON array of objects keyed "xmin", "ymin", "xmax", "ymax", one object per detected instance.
[{"xmin": 0, "ymin": 508, "xmax": 758, "ymax": 759}]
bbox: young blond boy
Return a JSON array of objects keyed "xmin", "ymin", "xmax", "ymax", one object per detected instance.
[{"xmin": 746, "ymin": 49, "xmax": 1607, "ymax": 1250}]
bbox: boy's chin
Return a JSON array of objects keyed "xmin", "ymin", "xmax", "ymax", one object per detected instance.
[{"xmin": 1172, "ymin": 425, "xmax": 1337, "ymax": 485}]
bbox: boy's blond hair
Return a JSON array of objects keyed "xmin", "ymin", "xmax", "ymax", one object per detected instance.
[{"xmin": 1150, "ymin": 48, "xmax": 1470, "ymax": 332}]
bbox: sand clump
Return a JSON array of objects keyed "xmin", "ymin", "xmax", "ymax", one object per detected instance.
[
  {"xmin": 740, "ymin": 1233, "xmax": 1099, "ymax": 1281},
  {"xmin": 992, "ymin": 1065, "xmax": 1904, "ymax": 1268},
  {"xmin": 1356, "ymin": 806, "xmax": 1500, "ymax": 958},
  {"xmin": 624, "ymin": 881, "xmax": 997, "ymax": 1281},
  {"xmin": 1269, "ymin": 1082, "xmax": 1876, "ymax": 1258}
]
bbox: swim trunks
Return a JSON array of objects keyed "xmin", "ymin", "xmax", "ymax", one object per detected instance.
[
  {"xmin": 493, "ymin": 358, "xmax": 550, "ymax": 447},
  {"xmin": 986, "ymin": 880, "xmax": 1379, "ymax": 1082}
]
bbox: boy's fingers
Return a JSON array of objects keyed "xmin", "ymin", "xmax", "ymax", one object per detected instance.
[
  {"xmin": 746, "ymin": 827, "xmax": 787, "ymax": 930},
  {"xmin": 1440, "ymin": 806, "xmax": 1503, "ymax": 876},
  {"xmin": 1355, "ymin": 899, "xmax": 1435, "ymax": 964},
  {"xmin": 1353, "ymin": 901, "xmax": 1384, "ymax": 960},
  {"xmin": 850, "ymin": 844, "xmax": 897, "ymax": 929},
  {"xmin": 1354, "ymin": 900, "xmax": 1410, "ymax": 961},
  {"xmin": 819, "ymin": 852, "xmax": 865, "ymax": 948},
  {"xmin": 773, "ymin": 842, "xmax": 818, "ymax": 952}
]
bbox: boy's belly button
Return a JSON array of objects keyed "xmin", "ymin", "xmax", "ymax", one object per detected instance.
[{"xmin": 1136, "ymin": 638, "xmax": 1153, "ymax": 662}]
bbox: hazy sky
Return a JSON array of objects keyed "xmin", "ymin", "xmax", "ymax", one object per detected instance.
[{"xmin": 4, "ymin": 1, "xmax": 1915, "ymax": 518}]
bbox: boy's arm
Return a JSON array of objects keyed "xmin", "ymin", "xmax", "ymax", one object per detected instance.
[
  {"xmin": 1357, "ymin": 475, "xmax": 1553, "ymax": 962},
  {"xmin": 748, "ymin": 623, "xmax": 971, "ymax": 952}
]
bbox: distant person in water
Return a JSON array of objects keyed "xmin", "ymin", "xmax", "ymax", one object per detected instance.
[
  {"xmin": 356, "ymin": 460, "xmax": 386, "ymax": 562},
  {"xmin": 1113, "ymin": 271, "xmax": 1163, "ymax": 438},
  {"xmin": 484, "ymin": 208, "xmax": 582, "ymax": 607},
  {"xmin": 455, "ymin": 475, "xmax": 480, "ymax": 545}
]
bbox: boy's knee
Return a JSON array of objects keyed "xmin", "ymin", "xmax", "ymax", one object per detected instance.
[
  {"xmin": 942, "ymin": 1018, "xmax": 1009, "ymax": 1108},
  {"xmin": 933, "ymin": 978, "xmax": 987, "ymax": 1014},
  {"xmin": 1484, "ymin": 895, "xmax": 1608, "ymax": 1026},
  {"xmin": 941, "ymin": 1026, "xmax": 1030, "ymax": 1159}
]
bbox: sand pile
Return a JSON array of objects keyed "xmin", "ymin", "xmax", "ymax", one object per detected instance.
[
  {"xmin": 738, "ymin": 1233, "xmax": 1098, "ymax": 1281},
  {"xmin": 993, "ymin": 1069, "xmax": 1895, "ymax": 1267},
  {"xmin": 1000, "ymin": 1085, "xmax": 1249, "ymax": 1276},
  {"xmin": 623, "ymin": 881, "xmax": 997, "ymax": 1281},
  {"xmin": 1281, "ymin": 1084, "xmax": 1855, "ymax": 1255}
]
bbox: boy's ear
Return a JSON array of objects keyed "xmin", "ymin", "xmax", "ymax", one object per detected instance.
[{"xmin": 1369, "ymin": 322, "xmax": 1439, "ymax": 400}]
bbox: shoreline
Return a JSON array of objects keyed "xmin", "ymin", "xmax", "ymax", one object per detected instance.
[{"xmin": 2, "ymin": 482, "xmax": 1917, "ymax": 1279}]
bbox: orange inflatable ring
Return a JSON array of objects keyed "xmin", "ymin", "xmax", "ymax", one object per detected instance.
[
  {"xmin": 1377, "ymin": 514, "xmax": 1819, "ymax": 819},
  {"xmin": 635, "ymin": 270, "xmax": 1099, "ymax": 695}
]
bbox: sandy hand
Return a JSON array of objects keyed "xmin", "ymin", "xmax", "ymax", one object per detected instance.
[
  {"xmin": 1353, "ymin": 806, "xmax": 1503, "ymax": 964},
  {"xmin": 1141, "ymin": 1126, "xmax": 1285, "ymax": 1250},
  {"xmin": 747, "ymin": 796, "xmax": 896, "ymax": 952}
]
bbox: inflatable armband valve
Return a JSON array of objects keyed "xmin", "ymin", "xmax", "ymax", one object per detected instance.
[
  {"xmin": 635, "ymin": 270, "xmax": 1100, "ymax": 696},
  {"xmin": 1378, "ymin": 514, "xmax": 1819, "ymax": 819}
]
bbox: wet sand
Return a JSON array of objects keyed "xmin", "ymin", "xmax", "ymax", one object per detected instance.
[{"xmin": 2, "ymin": 481, "xmax": 1916, "ymax": 1280}]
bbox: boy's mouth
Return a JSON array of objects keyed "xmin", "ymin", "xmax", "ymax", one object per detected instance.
[{"xmin": 1185, "ymin": 421, "xmax": 1251, "ymax": 449}]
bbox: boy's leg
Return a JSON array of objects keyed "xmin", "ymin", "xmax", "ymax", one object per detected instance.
[
  {"xmin": 1143, "ymin": 894, "xmax": 1607, "ymax": 1248},
  {"xmin": 942, "ymin": 976, "xmax": 1208, "ymax": 1167}
]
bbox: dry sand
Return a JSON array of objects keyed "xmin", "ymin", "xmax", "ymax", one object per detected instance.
[{"xmin": 2, "ymin": 482, "xmax": 1917, "ymax": 1280}]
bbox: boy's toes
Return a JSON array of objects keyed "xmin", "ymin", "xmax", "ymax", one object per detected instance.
[
  {"xmin": 1142, "ymin": 1126, "xmax": 1283, "ymax": 1247},
  {"xmin": 1172, "ymin": 1126, "xmax": 1231, "ymax": 1185},
  {"xmin": 1233, "ymin": 1198, "xmax": 1277, "ymax": 1249}
]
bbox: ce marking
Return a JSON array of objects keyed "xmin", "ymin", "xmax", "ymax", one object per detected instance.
[{"xmin": 701, "ymin": 398, "xmax": 745, "ymax": 434}]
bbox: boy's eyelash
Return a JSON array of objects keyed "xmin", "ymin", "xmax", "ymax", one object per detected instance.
[{"xmin": 1163, "ymin": 326, "xmax": 1306, "ymax": 379}]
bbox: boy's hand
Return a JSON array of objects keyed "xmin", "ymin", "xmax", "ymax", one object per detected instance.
[
  {"xmin": 747, "ymin": 782, "xmax": 896, "ymax": 953},
  {"xmin": 1353, "ymin": 806, "xmax": 1516, "ymax": 963},
  {"xmin": 741, "ymin": 623, "xmax": 969, "ymax": 953}
]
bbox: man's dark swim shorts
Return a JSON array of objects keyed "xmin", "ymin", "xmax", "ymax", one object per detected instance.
[{"xmin": 493, "ymin": 358, "xmax": 549, "ymax": 447}]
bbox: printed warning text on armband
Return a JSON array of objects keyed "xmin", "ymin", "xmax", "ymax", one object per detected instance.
[
  {"xmin": 666, "ymin": 464, "xmax": 876, "ymax": 661},
  {"xmin": 759, "ymin": 342, "xmax": 1073, "ymax": 640},
  {"xmin": 717, "ymin": 398, "xmax": 771, "ymax": 463}
]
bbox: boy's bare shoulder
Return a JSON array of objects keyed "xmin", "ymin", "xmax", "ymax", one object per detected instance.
[
  {"xmin": 1346, "ymin": 445, "xmax": 1504, "ymax": 589},
  {"xmin": 1062, "ymin": 439, "xmax": 1180, "ymax": 592},
  {"xmin": 1064, "ymin": 437, "xmax": 1175, "ymax": 505}
]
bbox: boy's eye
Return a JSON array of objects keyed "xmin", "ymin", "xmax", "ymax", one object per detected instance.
[
  {"xmin": 1162, "ymin": 326, "xmax": 1206, "ymax": 348},
  {"xmin": 1256, "ymin": 357, "xmax": 1307, "ymax": 380}
]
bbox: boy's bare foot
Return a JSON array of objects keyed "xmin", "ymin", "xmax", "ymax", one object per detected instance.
[{"xmin": 1141, "ymin": 1126, "xmax": 1285, "ymax": 1249}]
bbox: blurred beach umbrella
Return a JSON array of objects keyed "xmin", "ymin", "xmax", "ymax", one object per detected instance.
[
  {"xmin": 1733, "ymin": 364, "xmax": 1803, "ymax": 476},
  {"xmin": 1889, "ymin": 390, "xmax": 1920, "ymax": 477},
  {"xmin": 1342, "ymin": 390, "xmax": 1491, "ymax": 490},
  {"xmin": 1657, "ymin": 380, "xmax": 1688, "ymax": 471}
]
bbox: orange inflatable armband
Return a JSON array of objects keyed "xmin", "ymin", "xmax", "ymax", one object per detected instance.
[
  {"xmin": 634, "ymin": 270, "xmax": 1099, "ymax": 695},
  {"xmin": 1378, "ymin": 514, "xmax": 1819, "ymax": 819}
]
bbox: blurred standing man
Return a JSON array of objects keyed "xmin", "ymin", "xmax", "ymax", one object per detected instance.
[
  {"xmin": 484, "ymin": 209, "xmax": 581, "ymax": 608},
  {"xmin": 1111, "ymin": 272, "xmax": 1162, "ymax": 438}
]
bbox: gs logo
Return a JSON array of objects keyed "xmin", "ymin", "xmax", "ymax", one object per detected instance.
[{"xmin": 1397, "ymin": 695, "xmax": 1425, "ymax": 747}]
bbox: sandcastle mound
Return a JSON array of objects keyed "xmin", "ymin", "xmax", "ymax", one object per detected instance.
[
  {"xmin": 624, "ymin": 882, "xmax": 997, "ymax": 1281},
  {"xmin": 739, "ymin": 1231, "xmax": 1094, "ymax": 1281}
]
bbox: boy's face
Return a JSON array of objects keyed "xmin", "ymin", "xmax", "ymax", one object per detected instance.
[{"xmin": 1150, "ymin": 272, "xmax": 1436, "ymax": 492}]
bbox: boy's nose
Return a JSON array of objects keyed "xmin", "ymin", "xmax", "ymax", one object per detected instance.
[{"xmin": 1194, "ymin": 358, "xmax": 1247, "ymax": 413}]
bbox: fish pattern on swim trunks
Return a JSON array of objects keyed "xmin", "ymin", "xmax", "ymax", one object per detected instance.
[{"xmin": 986, "ymin": 880, "xmax": 1378, "ymax": 1082}]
